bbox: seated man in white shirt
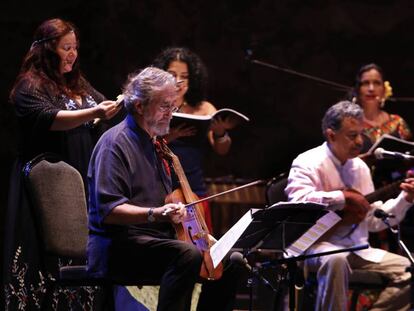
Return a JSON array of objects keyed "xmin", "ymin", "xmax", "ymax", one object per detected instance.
[{"xmin": 285, "ymin": 100, "xmax": 414, "ymax": 311}]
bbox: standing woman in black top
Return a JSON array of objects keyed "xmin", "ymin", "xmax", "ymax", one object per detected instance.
[{"xmin": 3, "ymin": 18, "xmax": 121, "ymax": 309}]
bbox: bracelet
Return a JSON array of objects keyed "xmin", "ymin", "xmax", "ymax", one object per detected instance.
[{"xmin": 147, "ymin": 208, "xmax": 156, "ymax": 222}]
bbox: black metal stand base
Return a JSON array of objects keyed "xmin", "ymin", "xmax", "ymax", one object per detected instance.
[{"xmin": 380, "ymin": 217, "xmax": 414, "ymax": 309}]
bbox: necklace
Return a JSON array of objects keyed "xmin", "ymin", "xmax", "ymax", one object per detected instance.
[{"xmin": 177, "ymin": 101, "xmax": 186, "ymax": 112}]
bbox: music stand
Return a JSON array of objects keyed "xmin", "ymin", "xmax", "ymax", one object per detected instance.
[
  {"xmin": 233, "ymin": 202, "xmax": 368, "ymax": 311},
  {"xmin": 234, "ymin": 202, "xmax": 330, "ymax": 252}
]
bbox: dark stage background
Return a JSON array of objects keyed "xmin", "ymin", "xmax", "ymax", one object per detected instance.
[{"xmin": 2, "ymin": 0, "xmax": 414, "ymax": 296}]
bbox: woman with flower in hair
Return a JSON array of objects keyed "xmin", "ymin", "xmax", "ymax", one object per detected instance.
[
  {"xmin": 352, "ymin": 63, "xmax": 412, "ymax": 154},
  {"xmin": 3, "ymin": 18, "xmax": 121, "ymax": 309}
]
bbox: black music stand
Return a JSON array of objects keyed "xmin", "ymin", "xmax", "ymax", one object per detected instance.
[
  {"xmin": 234, "ymin": 202, "xmax": 330, "ymax": 252},
  {"xmin": 233, "ymin": 202, "xmax": 368, "ymax": 311}
]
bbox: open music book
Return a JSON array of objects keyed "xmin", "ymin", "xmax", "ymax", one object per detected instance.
[
  {"xmin": 170, "ymin": 109, "xmax": 249, "ymax": 144},
  {"xmin": 366, "ymin": 134, "xmax": 414, "ymax": 155}
]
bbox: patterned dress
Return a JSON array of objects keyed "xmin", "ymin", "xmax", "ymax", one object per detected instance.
[
  {"xmin": 3, "ymin": 77, "xmax": 107, "ymax": 310},
  {"xmin": 361, "ymin": 114, "xmax": 412, "ymax": 187},
  {"xmin": 362, "ymin": 114, "xmax": 412, "ymax": 147}
]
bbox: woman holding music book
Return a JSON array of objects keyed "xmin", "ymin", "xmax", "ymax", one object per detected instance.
[
  {"xmin": 153, "ymin": 47, "xmax": 239, "ymax": 231},
  {"xmin": 170, "ymin": 108, "xmax": 249, "ymax": 146}
]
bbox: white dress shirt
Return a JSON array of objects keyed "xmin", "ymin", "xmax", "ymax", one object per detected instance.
[{"xmin": 285, "ymin": 142, "xmax": 412, "ymax": 262}]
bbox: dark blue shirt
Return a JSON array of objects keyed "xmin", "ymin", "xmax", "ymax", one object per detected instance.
[{"xmin": 87, "ymin": 115, "xmax": 173, "ymax": 277}]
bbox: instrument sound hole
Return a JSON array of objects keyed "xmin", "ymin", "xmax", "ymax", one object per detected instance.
[{"xmin": 187, "ymin": 226, "xmax": 196, "ymax": 245}]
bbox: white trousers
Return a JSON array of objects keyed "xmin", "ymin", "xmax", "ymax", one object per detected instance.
[{"xmin": 305, "ymin": 242, "xmax": 411, "ymax": 311}]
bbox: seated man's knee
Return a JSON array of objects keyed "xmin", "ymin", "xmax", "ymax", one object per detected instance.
[
  {"xmin": 399, "ymin": 256, "xmax": 410, "ymax": 269},
  {"xmin": 178, "ymin": 242, "xmax": 203, "ymax": 270},
  {"xmin": 321, "ymin": 254, "xmax": 349, "ymax": 273}
]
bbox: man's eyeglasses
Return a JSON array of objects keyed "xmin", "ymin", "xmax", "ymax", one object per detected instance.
[
  {"xmin": 169, "ymin": 72, "xmax": 189, "ymax": 86},
  {"xmin": 176, "ymin": 79, "xmax": 188, "ymax": 86},
  {"xmin": 158, "ymin": 104, "xmax": 179, "ymax": 113}
]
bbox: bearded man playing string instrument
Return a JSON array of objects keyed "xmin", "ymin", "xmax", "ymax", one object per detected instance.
[
  {"xmin": 87, "ymin": 67, "xmax": 238, "ymax": 311},
  {"xmin": 285, "ymin": 101, "xmax": 414, "ymax": 311}
]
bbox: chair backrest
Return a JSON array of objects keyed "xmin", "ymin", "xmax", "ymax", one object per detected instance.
[
  {"xmin": 265, "ymin": 173, "xmax": 288, "ymax": 206},
  {"xmin": 24, "ymin": 153, "xmax": 88, "ymax": 259}
]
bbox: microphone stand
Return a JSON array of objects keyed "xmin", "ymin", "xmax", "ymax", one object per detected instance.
[
  {"xmin": 235, "ymin": 251, "xmax": 278, "ymax": 311},
  {"xmin": 248, "ymin": 58, "xmax": 351, "ymax": 92},
  {"xmin": 257, "ymin": 244, "xmax": 369, "ymax": 311},
  {"xmin": 379, "ymin": 216, "xmax": 414, "ymax": 309},
  {"xmin": 245, "ymin": 263, "xmax": 277, "ymax": 311},
  {"xmin": 247, "ymin": 56, "xmax": 414, "ymax": 103}
]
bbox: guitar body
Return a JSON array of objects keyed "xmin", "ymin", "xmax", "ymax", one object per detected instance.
[
  {"xmin": 174, "ymin": 218, "xmax": 224, "ymax": 280},
  {"xmin": 338, "ymin": 188, "xmax": 369, "ymax": 225},
  {"xmin": 167, "ymin": 188, "xmax": 224, "ymax": 280},
  {"xmin": 340, "ymin": 180, "xmax": 403, "ymax": 225},
  {"xmin": 324, "ymin": 180, "xmax": 404, "ymax": 243}
]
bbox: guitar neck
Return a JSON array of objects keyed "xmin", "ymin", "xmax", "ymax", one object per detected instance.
[{"xmin": 365, "ymin": 179, "xmax": 402, "ymax": 204}]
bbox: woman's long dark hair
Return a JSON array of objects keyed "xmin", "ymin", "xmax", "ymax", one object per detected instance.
[
  {"xmin": 152, "ymin": 47, "xmax": 208, "ymax": 107},
  {"xmin": 10, "ymin": 18, "xmax": 87, "ymax": 101}
]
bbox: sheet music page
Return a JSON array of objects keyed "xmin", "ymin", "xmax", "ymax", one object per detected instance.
[
  {"xmin": 268, "ymin": 201, "xmax": 327, "ymax": 209},
  {"xmin": 285, "ymin": 211, "xmax": 341, "ymax": 257},
  {"xmin": 210, "ymin": 209, "xmax": 259, "ymax": 268}
]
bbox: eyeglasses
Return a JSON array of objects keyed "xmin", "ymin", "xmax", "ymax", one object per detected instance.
[
  {"xmin": 169, "ymin": 72, "xmax": 189, "ymax": 85},
  {"xmin": 158, "ymin": 104, "xmax": 179, "ymax": 113},
  {"xmin": 175, "ymin": 79, "xmax": 188, "ymax": 86}
]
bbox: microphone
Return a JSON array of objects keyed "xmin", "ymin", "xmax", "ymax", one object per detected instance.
[
  {"xmin": 374, "ymin": 209, "xmax": 395, "ymax": 220},
  {"xmin": 244, "ymin": 48, "xmax": 253, "ymax": 61},
  {"xmin": 230, "ymin": 251, "xmax": 253, "ymax": 269},
  {"xmin": 374, "ymin": 148, "xmax": 414, "ymax": 161},
  {"xmin": 230, "ymin": 252, "xmax": 276, "ymax": 292}
]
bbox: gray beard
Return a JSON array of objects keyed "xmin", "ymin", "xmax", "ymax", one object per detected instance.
[
  {"xmin": 150, "ymin": 123, "xmax": 170, "ymax": 136},
  {"xmin": 143, "ymin": 112, "xmax": 170, "ymax": 136}
]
